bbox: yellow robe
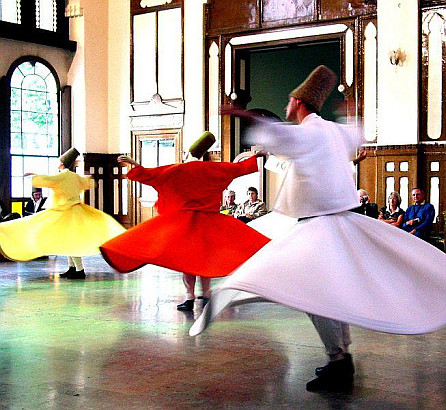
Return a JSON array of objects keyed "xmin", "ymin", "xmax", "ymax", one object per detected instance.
[{"xmin": 0, "ymin": 170, "xmax": 125, "ymax": 260}]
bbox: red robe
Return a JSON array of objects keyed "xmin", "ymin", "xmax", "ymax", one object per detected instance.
[{"xmin": 100, "ymin": 156, "xmax": 270, "ymax": 276}]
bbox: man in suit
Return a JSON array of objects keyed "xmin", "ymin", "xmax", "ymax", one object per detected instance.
[
  {"xmin": 0, "ymin": 200, "xmax": 21, "ymax": 222},
  {"xmin": 24, "ymin": 188, "xmax": 47, "ymax": 216},
  {"xmin": 354, "ymin": 189, "xmax": 379, "ymax": 218}
]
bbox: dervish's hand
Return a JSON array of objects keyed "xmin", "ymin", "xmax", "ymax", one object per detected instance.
[
  {"xmin": 220, "ymin": 105, "xmax": 259, "ymax": 120},
  {"xmin": 255, "ymin": 150, "xmax": 268, "ymax": 158},
  {"xmin": 353, "ymin": 149, "xmax": 367, "ymax": 165},
  {"xmin": 118, "ymin": 155, "xmax": 138, "ymax": 167}
]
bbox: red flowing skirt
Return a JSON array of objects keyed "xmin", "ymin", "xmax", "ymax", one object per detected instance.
[{"xmin": 100, "ymin": 211, "xmax": 270, "ymax": 277}]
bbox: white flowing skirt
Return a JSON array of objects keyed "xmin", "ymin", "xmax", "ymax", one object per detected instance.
[
  {"xmin": 190, "ymin": 211, "xmax": 446, "ymax": 336},
  {"xmin": 247, "ymin": 211, "xmax": 298, "ymax": 240}
]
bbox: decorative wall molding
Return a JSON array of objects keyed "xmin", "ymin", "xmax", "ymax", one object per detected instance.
[
  {"xmin": 140, "ymin": 0, "xmax": 173, "ymax": 7},
  {"xmin": 225, "ymin": 23, "xmax": 351, "ymax": 97}
]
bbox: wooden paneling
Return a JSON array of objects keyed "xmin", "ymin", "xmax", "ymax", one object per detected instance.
[
  {"xmin": 358, "ymin": 144, "xmax": 446, "ymax": 235},
  {"xmin": 357, "ymin": 146, "xmax": 377, "ymax": 202},
  {"xmin": 420, "ymin": 144, "xmax": 446, "ymax": 233},
  {"xmin": 83, "ymin": 153, "xmax": 131, "ymax": 228},
  {"xmin": 60, "ymin": 86, "xmax": 72, "ymax": 156},
  {"xmin": 375, "ymin": 147, "xmax": 419, "ymax": 211},
  {"xmin": 0, "ymin": 77, "xmax": 11, "ymax": 213},
  {"xmin": 320, "ymin": 0, "xmax": 376, "ymax": 20},
  {"xmin": 422, "ymin": 0, "xmax": 446, "ymax": 8},
  {"xmin": 206, "ymin": 0, "xmax": 260, "ymax": 36},
  {"xmin": 358, "ymin": 145, "xmax": 420, "ymax": 210}
]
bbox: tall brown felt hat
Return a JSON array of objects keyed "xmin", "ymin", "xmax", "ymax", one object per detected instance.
[
  {"xmin": 59, "ymin": 147, "xmax": 80, "ymax": 169},
  {"xmin": 289, "ymin": 65, "xmax": 338, "ymax": 113},
  {"xmin": 188, "ymin": 131, "xmax": 216, "ymax": 159}
]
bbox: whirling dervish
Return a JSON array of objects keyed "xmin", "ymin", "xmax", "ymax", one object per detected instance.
[
  {"xmin": 189, "ymin": 65, "xmax": 446, "ymax": 391},
  {"xmin": 100, "ymin": 131, "xmax": 270, "ymax": 278},
  {"xmin": 0, "ymin": 147, "xmax": 125, "ymax": 278}
]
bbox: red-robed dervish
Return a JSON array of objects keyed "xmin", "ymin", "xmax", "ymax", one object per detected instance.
[{"xmin": 100, "ymin": 132, "xmax": 270, "ymax": 281}]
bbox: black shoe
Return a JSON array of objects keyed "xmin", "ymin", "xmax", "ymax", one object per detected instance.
[
  {"xmin": 177, "ymin": 300, "xmax": 194, "ymax": 311},
  {"xmin": 66, "ymin": 269, "xmax": 86, "ymax": 279},
  {"xmin": 315, "ymin": 353, "xmax": 354, "ymax": 376},
  {"xmin": 306, "ymin": 357, "xmax": 354, "ymax": 392},
  {"xmin": 60, "ymin": 266, "xmax": 76, "ymax": 278}
]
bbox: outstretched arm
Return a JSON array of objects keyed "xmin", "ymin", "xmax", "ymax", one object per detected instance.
[
  {"xmin": 220, "ymin": 105, "xmax": 268, "ymax": 124},
  {"xmin": 353, "ymin": 149, "xmax": 367, "ymax": 165},
  {"xmin": 118, "ymin": 155, "xmax": 139, "ymax": 168}
]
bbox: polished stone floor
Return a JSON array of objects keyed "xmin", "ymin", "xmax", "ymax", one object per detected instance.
[{"xmin": 0, "ymin": 255, "xmax": 444, "ymax": 409}]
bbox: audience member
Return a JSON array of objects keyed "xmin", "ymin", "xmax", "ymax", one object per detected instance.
[
  {"xmin": 24, "ymin": 188, "xmax": 47, "ymax": 216},
  {"xmin": 354, "ymin": 189, "xmax": 378, "ymax": 218},
  {"xmin": 378, "ymin": 191, "xmax": 405, "ymax": 228},
  {"xmin": 402, "ymin": 188, "xmax": 435, "ymax": 240},
  {"xmin": 220, "ymin": 190, "xmax": 238, "ymax": 215},
  {"xmin": 0, "ymin": 200, "xmax": 21, "ymax": 222},
  {"xmin": 233, "ymin": 187, "xmax": 267, "ymax": 223}
]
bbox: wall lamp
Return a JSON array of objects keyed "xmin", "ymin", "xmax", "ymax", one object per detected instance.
[{"xmin": 389, "ymin": 48, "xmax": 406, "ymax": 66}]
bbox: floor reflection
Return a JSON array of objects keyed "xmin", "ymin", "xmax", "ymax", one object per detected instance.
[{"xmin": 0, "ymin": 255, "xmax": 444, "ymax": 408}]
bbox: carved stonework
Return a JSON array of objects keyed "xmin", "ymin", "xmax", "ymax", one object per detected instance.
[{"xmin": 130, "ymin": 114, "xmax": 184, "ymax": 131}]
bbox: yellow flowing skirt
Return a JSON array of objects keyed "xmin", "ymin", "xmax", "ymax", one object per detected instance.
[{"xmin": 0, "ymin": 203, "xmax": 125, "ymax": 261}]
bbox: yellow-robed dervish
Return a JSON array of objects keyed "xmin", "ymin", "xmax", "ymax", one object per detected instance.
[{"xmin": 0, "ymin": 148, "xmax": 125, "ymax": 279}]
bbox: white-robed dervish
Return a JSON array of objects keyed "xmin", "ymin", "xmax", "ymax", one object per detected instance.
[{"xmin": 190, "ymin": 65, "xmax": 446, "ymax": 391}]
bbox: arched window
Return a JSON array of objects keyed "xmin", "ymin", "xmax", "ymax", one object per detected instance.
[{"xmin": 10, "ymin": 59, "xmax": 60, "ymax": 201}]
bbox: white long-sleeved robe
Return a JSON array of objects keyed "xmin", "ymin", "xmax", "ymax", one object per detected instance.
[{"xmin": 191, "ymin": 115, "xmax": 446, "ymax": 336}]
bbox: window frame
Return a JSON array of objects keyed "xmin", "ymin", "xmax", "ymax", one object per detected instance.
[
  {"xmin": 0, "ymin": 0, "xmax": 76, "ymax": 51},
  {"xmin": 0, "ymin": 56, "xmax": 70, "ymax": 214}
]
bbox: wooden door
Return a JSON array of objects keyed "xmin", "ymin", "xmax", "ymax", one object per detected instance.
[{"xmin": 132, "ymin": 129, "xmax": 182, "ymax": 224}]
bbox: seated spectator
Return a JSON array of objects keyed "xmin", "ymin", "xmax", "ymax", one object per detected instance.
[
  {"xmin": 220, "ymin": 190, "xmax": 238, "ymax": 215},
  {"xmin": 233, "ymin": 187, "xmax": 267, "ymax": 223},
  {"xmin": 378, "ymin": 191, "xmax": 405, "ymax": 227},
  {"xmin": 0, "ymin": 200, "xmax": 21, "ymax": 222},
  {"xmin": 24, "ymin": 188, "xmax": 47, "ymax": 216},
  {"xmin": 354, "ymin": 189, "xmax": 379, "ymax": 218},
  {"xmin": 402, "ymin": 188, "xmax": 435, "ymax": 240}
]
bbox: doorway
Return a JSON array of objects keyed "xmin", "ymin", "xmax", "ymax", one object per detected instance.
[
  {"xmin": 132, "ymin": 129, "xmax": 182, "ymax": 224},
  {"xmin": 237, "ymin": 40, "xmax": 343, "ymax": 152}
]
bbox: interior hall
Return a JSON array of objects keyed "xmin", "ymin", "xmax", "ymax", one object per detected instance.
[{"xmin": 0, "ymin": 0, "xmax": 445, "ymax": 408}]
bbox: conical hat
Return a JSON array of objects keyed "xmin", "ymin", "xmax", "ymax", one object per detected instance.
[
  {"xmin": 59, "ymin": 147, "xmax": 80, "ymax": 169},
  {"xmin": 289, "ymin": 65, "xmax": 337, "ymax": 113},
  {"xmin": 188, "ymin": 132, "xmax": 216, "ymax": 159}
]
